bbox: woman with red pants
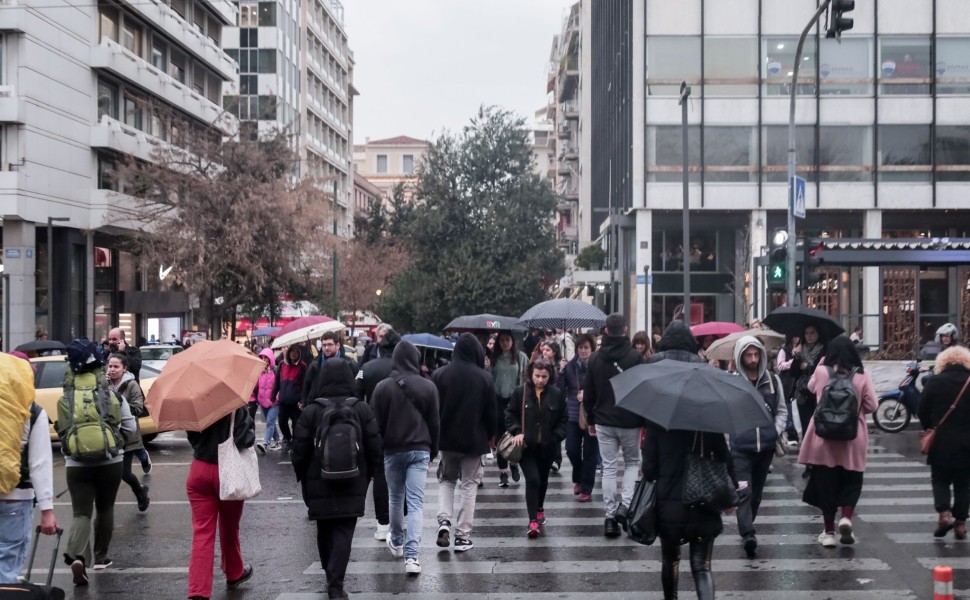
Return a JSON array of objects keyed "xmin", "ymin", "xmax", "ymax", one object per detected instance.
[{"xmin": 185, "ymin": 406, "xmax": 256, "ymax": 600}]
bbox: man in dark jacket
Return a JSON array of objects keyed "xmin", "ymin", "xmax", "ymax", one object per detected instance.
[
  {"xmin": 371, "ymin": 341, "xmax": 440, "ymax": 575},
  {"xmin": 354, "ymin": 328, "xmax": 401, "ymax": 542},
  {"xmin": 432, "ymin": 333, "xmax": 496, "ymax": 552},
  {"xmin": 305, "ymin": 331, "xmax": 359, "ymax": 404},
  {"xmin": 291, "ymin": 360, "xmax": 383, "ymax": 600},
  {"xmin": 729, "ymin": 336, "xmax": 787, "ymax": 558},
  {"xmin": 108, "ymin": 327, "xmax": 142, "ymax": 381},
  {"xmin": 273, "ymin": 345, "xmax": 308, "ymax": 453},
  {"xmin": 582, "ymin": 313, "xmax": 646, "ymax": 538}
]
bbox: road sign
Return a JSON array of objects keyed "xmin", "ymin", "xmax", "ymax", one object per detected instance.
[{"xmin": 791, "ymin": 176, "xmax": 806, "ymax": 219}]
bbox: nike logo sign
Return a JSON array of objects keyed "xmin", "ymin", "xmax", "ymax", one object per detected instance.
[{"xmin": 159, "ymin": 265, "xmax": 174, "ymax": 280}]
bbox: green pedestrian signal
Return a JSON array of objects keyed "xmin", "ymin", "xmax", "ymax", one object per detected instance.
[
  {"xmin": 770, "ymin": 264, "xmax": 785, "ymax": 281},
  {"xmin": 767, "ymin": 228, "xmax": 788, "ymax": 291}
]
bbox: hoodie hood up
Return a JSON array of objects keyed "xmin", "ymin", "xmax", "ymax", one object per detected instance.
[
  {"xmin": 453, "ymin": 333, "xmax": 485, "ymax": 368},
  {"xmin": 316, "ymin": 359, "xmax": 356, "ymax": 398},
  {"xmin": 733, "ymin": 335, "xmax": 769, "ymax": 387},
  {"xmin": 390, "ymin": 340, "xmax": 421, "ymax": 376},
  {"xmin": 656, "ymin": 321, "xmax": 699, "ymax": 353},
  {"xmin": 259, "ymin": 347, "xmax": 276, "ymax": 369}
]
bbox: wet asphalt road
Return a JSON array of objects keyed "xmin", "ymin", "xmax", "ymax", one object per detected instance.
[{"xmin": 23, "ymin": 360, "xmax": 968, "ymax": 599}]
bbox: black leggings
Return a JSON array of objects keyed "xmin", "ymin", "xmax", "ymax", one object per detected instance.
[
  {"xmin": 660, "ymin": 536, "xmax": 715, "ymax": 600},
  {"xmin": 121, "ymin": 453, "xmax": 146, "ymax": 500},
  {"xmin": 519, "ymin": 443, "xmax": 557, "ymax": 522},
  {"xmin": 278, "ymin": 403, "xmax": 302, "ymax": 442},
  {"xmin": 316, "ymin": 517, "xmax": 357, "ymax": 598}
]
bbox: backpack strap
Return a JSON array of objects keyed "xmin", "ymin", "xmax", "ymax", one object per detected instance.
[{"xmin": 18, "ymin": 403, "xmax": 42, "ymax": 489}]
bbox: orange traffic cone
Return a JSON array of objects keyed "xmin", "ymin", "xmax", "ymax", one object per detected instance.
[{"xmin": 934, "ymin": 565, "xmax": 954, "ymax": 600}]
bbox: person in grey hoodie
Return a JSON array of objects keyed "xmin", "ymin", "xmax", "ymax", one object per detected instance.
[
  {"xmin": 371, "ymin": 341, "xmax": 440, "ymax": 575},
  {"xmin": 729, "ymin": 335, "xmax": 788, "ymax": 558}
]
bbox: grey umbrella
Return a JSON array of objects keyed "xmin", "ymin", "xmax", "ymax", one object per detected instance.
[
  {"xmin": 516, "ymin": 299, "xmax": 607, "ymax": 331},
  {"xmin": 610, "ymin": 359, "xmax": 772, "ymax": 435}
]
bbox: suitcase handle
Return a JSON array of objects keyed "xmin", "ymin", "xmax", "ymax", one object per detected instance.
[{"xmin": 27, "ymin": 525, "xmax": 64, "ymax": 586}]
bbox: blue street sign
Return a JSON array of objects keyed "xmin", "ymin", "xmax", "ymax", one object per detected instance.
[{"xmin": 791, "ymin": 176, "xmax": 806, "ymax": 219}]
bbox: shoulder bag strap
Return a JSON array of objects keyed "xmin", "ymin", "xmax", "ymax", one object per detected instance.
[
  {"xmin": 521, "ymin": 384, "xmax": 527, "ymax": 436},
  {"xmin": 227, "ymin": 410, "xmax": 236, "ymax": 444},
  {"xmin": 936, "ymin": 376, "xmax": 970, "ymax": 431}
]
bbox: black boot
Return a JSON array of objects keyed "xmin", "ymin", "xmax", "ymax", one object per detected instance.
[
  {"xmin": 137, "ymin": 485, "xmax": 150, "ymax": 512},
  {"xmin": 603, "ymin": 517, "xmax": 620, "ymax": 538}
]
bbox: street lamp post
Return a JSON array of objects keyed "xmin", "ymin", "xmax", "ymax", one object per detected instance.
[
  {"xmin": 46, "ymin": 216, "xmax": 69, "ymax": 340},
  {"xmin": 786, "ymin": 0, "xmax": 832, "ymax": 304},
  {"xmin": 679, "ymin": 82, "xmax": 692, "ymax": 327}
]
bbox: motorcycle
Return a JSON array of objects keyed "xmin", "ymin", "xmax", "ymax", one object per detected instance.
[{"xmin": 872, "ymin": 361, "xmax": 931, "ymax": 433}]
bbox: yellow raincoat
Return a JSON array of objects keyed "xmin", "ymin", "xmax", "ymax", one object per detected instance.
[{"xmin": 0, "ymin": 353, "xmax": 35, "ymax": 494}]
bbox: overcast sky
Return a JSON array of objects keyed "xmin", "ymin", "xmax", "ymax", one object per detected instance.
[{"xmin": 343, "ymin": 0, "xmax": 576, "ymax": 143}]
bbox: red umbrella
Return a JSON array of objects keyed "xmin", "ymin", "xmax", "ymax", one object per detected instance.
[
  {"xmin": 276, "ymin": 315, "xmax": 336, "ymax": 337},
  {"xmin": 690, "ymin": 321, "xmax": 744, "ymax": 338}
]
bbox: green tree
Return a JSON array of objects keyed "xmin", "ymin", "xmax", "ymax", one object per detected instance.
[{"xmin": 378, "ymin": 106, "xmax": 562, "ymax": 331}]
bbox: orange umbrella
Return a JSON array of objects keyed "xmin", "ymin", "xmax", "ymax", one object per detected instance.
[{"xmin": 146, "ymin": 339, "xmax": 264, "ymax": 432}]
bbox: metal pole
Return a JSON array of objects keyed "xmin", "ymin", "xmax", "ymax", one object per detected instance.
[
  {"xmin": 332, "ymin": 181, "xmax": 339, "ymax": 316},
  {"xmin": 679, "ymin": 82, "xmax": 692, "ymax": 327},
  {"xmin": 46, "ymin": 216, "xmax": 68, "ymax": 340},
  {"xmin": 787, "ymin": 0, "xmax": 831, "ymax": 305},
  {"xmin": 2, "ymin": 273, "xmax": 9, "ymax": 351}
]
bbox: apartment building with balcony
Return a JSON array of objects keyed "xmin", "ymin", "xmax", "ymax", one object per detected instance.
[
  {"xmin": 0, "ymin": 0, "xmax": 238, "ymax": 347},
  {"xmin": 224, "ymin": 0, "xmax": 355, "ymax": 237},
  {"xmin": 589, "ymin": 0, "xmax": 970, "ymax": 353}
]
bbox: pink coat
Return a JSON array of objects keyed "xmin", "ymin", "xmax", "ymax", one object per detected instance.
[
  {"xmin": 252, "ymin": 348, "xmax": 278, "ymax": 408},
  {"xmin": 797, "ymin": 362, "xmax": 878, "ymax": 472}
]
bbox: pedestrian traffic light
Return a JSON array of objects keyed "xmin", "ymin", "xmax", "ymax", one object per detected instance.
[
  {"xmin": 768, "ymin": 229, "xmax": 788, "ymax": 291},
  {"xmin": 801, "ymin": 237, "xmax": 825, "ymax": 290},
  {"xmin": 826, "ymin": 0, "xmax": 855, "ymax": 39}
]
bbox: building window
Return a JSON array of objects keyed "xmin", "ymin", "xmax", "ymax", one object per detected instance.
[
  {"xmin": 206, "ymin": 14, "xmax": 221, "ymax": 44},
  {"xmin": 193, "ymin": 67, "xmax": 205, "ymax": 95},
  {"xmin": 646, "ymin": 37, "xmax": 701, "ymax": 96},
  {"xmin": 121, "ymin": 19, "xmax": 143, "ymax": 57},
  {"xmin": 206, "ymin": 73, "xmax": 221, "ymax": 104},
  {"xmin": 704, "ymin": 37, "xmax": 758, "ymax": 97},
  {"xmin": 878, "ymin": 125, "xmax": 931, "ymax": 182},
  {"xmin": 151, "ymin": 37, "xmax": 167, "ymax": 72},
  {"xmin": 878, "ymin": 37, "xmax": 930, "ymax": 95},
  {"xmin": 936, "ymin": 125, "xmax": 970, "ymax": 182},
  {"xmin": 403, "ymin": 154, "xmax": 414, "ymax": 174},
  {"xmin": 819, "ymin": 126, "xmax": 872, "ymax": 181},
  {"xmin": 376, "ymin": 155, "xmax": 387, "ymax": 173},
  {"xmin": 819, "ymin": 37, "xmax": 872, "ymax": 96},
  {"xmin": 651, "ymin": 229, "xmax": 717, "ymax": 273},
  {"xmin": 257, "ymin": 95, "xmax": 277, "ymax": 120},
  {"xmin": 239, "ymin": 1, "xmax": 257, "ymax": 27},
  {"xmin": 97, "ymin": 154, "xmax": 117, "ymax": 190},
  {"xmin": 240, "ymin": 74, "xmax": 256, "ymax": 95},
  {"xmin": 170, "ymin": 0, "xmax": 187, "ymax": 18},
  {"xmin": 99, "ymin": 5, "xmax": 119, "ymax": 42},
  {"xmin": 763, "ymin": 125, "xmax": 816, "ymax": 183},
  {"xmin": 193, "ymin": 6, "xmax": 205, "ymax": 33},
  {"xmin": 703, "ymin": 126, "xmax": 756, "ymax": 182},
  {"xmin": 240, "ymin": 28, "xmax": 257, "ymax": 48},
  {"xmin": 646, "ymin": 126, "xmax": 701, "ymax": 182},
  {"xmin": 257, "ymin": 49, "xmax": 277, "ymax": 74},
  {"xmin": 258, "ymin": 2, "xmax": 276, "ymax": 26},
  {"xmin": 169, "ymin": 49, "xmax": 186, "ymax": 83},
  {"xmin": 123, "ymin": 92, "xmax": 143, "ymax": 130},
  {"xmin": 937, "ymin": 38, "xmax": 970, "ymax": 95},
  {"xmin": 763, "ymin": 37, "xmax": 816, "ymax": 97},
  {"xmin": 97, "ymin": 80, "xmax": 119, "ymax": 120}
]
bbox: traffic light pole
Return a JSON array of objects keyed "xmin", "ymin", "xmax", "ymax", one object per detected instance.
[{"xmin": 787, "ymin": 0, "xmax": 831, "ymax": 304}]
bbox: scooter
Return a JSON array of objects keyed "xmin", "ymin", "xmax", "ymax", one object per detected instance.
[{"xmin": 872, "ymin": 361, "xmax": 931, "ymax": 433}]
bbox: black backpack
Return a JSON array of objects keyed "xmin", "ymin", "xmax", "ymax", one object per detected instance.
[
  {"xmin": 313, "ymin": 397, "xmax": 363, "ymax": 480},
  {"xmin": 813, "ymin": 366, "xmax": 860, "ymax": 441}
]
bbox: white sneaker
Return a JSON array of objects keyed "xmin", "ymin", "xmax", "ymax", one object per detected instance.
[
  {"xmin": 386, "ymin": 536, "xmax": 403, "ymax": 559},
  {"xmin": 838, "ymin": 517, "xmax": 855, "ymax": 544},
  {"xmin": 404, "ymin": 557, "xmax": 421, "ymax": 574},
  {"xmin": 374, "ymin": 523, "xmax": 390, "ymax": 541},
  {"xmin": 818, "ymin": 531, "xmax": 837, "ymax": 548}
]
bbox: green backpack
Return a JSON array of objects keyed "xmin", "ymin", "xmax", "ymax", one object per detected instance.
[{"xmin": 58, "ymin": 370, "xmax": 122, "ymax": 462}]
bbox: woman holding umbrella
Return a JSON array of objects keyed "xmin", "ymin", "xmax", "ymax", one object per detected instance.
[
  {"xmin": 506, "ymin": 358, "xmax": 567, "ymax": 538},
  {"xmin": 791, "ymin": 325, "xmax": 827, "ymax": 436},
  {"xmin": 798, "ymin": 337, "xmax": 878, "ymax": 547},
  {"xmin": 492, "ymin": 332, "xmax": 529, "ymax": 487}
]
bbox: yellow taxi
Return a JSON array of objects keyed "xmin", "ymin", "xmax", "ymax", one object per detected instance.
[{"xmin": 30, "ymin": 356, "xmax": 163, "ymax": 442}]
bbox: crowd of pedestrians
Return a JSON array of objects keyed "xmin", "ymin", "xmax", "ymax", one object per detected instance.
[{"xmin": 1, "ymin": 317, "xmax": 969, "ymax": 600}]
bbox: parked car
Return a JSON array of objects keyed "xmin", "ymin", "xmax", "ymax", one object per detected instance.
[
  {"xmin": 138, "ymin": 344, "xmax": 184, "ymax": 370},
  {"xmin": 30, "ymin": 356, "xmax": 163, "ymax": 443}
]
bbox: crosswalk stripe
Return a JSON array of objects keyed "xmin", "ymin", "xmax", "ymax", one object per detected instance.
[
  {"xmin": 277, "ymin": 591, "xmax": 919, "ymax": 600},
  {"xmin": 347, "ymin": 534, "xmax": 852, "ymax": 547}
]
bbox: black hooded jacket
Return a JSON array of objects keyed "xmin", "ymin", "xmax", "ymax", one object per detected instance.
[
  {"xmin": 371, "ymin": 341, "xmax": 440, "ymax": 457},
  {"xmin": 582, "ymin": 334, "xmax": 647, "ymax": 428},
  {"xmin": 355, "ymin": 330, "xmax": 401, "ymax": 402},
  {"xmin": 291, "ymin": 360, "xmax": 383, "ymax": 520},
  {"xmin": 648, "ymin": 321, "xmax": 707, "ymax": 365},
  {"xmin": 433, "ymin": 333, "xmax": 496, "ymax": 455}
]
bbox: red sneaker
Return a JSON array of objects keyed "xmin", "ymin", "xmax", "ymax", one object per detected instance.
[
  {"xmin": 573, "ymin": 483, "xmax": 582, "ymax": 495},
  {"xmin": 527, "ymin": 521, "xmax": 540, "ymax": 538},
  {"xmin": 578, "ymin": 493, "xmax": 592, "ymax": 503},
  {"xmin": 536, "ymin": 510, "xmax": 546, "ymax": 524}
]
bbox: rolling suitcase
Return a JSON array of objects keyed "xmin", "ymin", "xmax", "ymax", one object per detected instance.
[{"xmin": 0, "ymin": 526, "xmax": 66, "ymax": 600}]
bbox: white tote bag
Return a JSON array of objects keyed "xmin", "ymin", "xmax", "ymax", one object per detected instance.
[{"xmin": 218, "ymin": 410, "xmax": 262, "ymax": 501}]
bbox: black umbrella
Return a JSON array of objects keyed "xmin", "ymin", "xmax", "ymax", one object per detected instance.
[
  {"xmin": 444, "ymin": 314, "xmax": 522, "ymax": 332},
  {"xmin": 15, "ymin": 340, "xmax": 67, "ymax": 353},
  {"xmin": 762, "ymin": 305, "xmax": 844, "ymax": 341},
  {"xmin": 611, "ymin": 360, "xmax": 772, "ymax": 435},
  {"xmin": 516, "ymin": 299, "xmax": 607, "ymax": 331}
]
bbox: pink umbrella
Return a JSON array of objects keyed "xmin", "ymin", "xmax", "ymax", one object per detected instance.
[
  {"xmin": 690, "ymin": 321, "xmax": 744, "ymax": 338},
  {"xmin": 276, "ymin": 315, "xmax": 336, "ymax": 337}
]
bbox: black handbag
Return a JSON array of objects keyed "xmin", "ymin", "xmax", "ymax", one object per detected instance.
[
  {"xmin": 682, "ymin": 432, "xmax": 738, "ymax": 512},
  {"xmin": 627, "ymin": 478, "xmax": 658, "ymax": 545}
]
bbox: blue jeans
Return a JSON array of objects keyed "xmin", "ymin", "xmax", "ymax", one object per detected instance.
[
  {"xmin": 0, "ymin": 499, "xmax": 33, "ymax": 583},
  {"xmin": 261, "ymin": 405, "xmax": 280, "ymax": 444},
  {"xmin": 384, "ymin": 451, "xmax": 430, "ymax": 559}
]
